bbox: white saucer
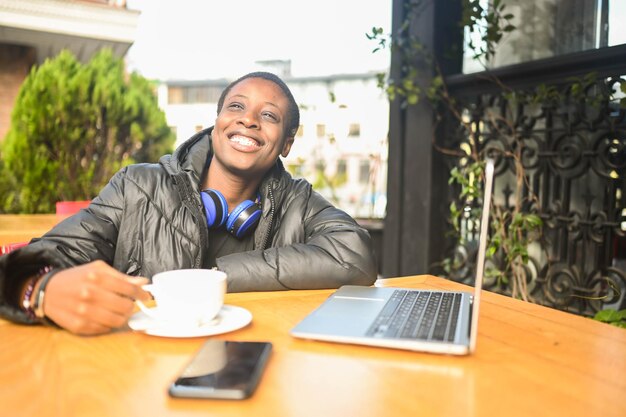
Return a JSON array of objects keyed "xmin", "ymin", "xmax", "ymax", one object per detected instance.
[{"xmin": 128, "ymin": 305, "xmax": 252, "ymax": 338}]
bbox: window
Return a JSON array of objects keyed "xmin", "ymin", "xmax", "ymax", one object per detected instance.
[
  {"xmin": 348, "ymin": 123, "xmax": 361, "ymax": 137},
  {"xmin": 359, "ymin": 160, "xmax": 370, "ymax": 184},
  {"xmin": 316, "ymin": 124, "xmax": 326, "ymax": 138},
  {"xmin": 463, "ymin": 0, "xmax": 626, "ymax": 74},
  {"xmin": 189, "ymin": 86, "xmax": 222, "ymax": 103},
  {"xmin": 337, "ymin": 159, "xmax": 347, "ymax": 177},
  {"xmin": 168, "ymin": 87, "xmax": 183, "ymax": 104},
  {"xmin": 167, "ymin": 85, "xmax": 224, "ymax": 104}
]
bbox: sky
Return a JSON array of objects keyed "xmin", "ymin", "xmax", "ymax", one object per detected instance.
[{"xmin": 124, "ymin": 0, "xmax": 392, "ymax": 81}]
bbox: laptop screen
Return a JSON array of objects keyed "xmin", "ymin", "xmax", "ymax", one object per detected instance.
[{"xmin": 469, "ymin": 158, "xmax": 495, "ymax": 353}]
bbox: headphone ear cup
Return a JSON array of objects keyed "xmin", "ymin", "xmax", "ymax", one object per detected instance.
[
  {"xmin": 201, "ymin": 189, "xmax": 228, "ymax": 229},
  {"xmin": 226, "ymin": 199, "xmax": 262, "ymax": 238}
]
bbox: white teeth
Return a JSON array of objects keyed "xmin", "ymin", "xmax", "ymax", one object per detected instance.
[{"xmin": 230, "ymin": 135, "xmax": 259, "ymax": 147}]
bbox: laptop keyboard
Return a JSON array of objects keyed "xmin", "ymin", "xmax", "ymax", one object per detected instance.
[{"xmin": 365, "ymin": 290, "xmax": 462, "ymax": 342}]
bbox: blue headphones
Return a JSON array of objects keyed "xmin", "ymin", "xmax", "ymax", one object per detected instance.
[{"xmin": 200, "ymin": 189, "xmax": 262, "ymax": 238}]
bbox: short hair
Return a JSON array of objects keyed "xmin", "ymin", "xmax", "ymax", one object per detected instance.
[{"xmin": 217, "ymin": 72, "xmax": 300, "ymax": 136}]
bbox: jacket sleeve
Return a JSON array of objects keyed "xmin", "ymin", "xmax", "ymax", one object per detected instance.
[
  {"xmin": 0, "ymin": 168, "xmax": 127, "ymax": 323},
  {"xmin": 217, "ymin": 188, "xmax": 378, "ymax": 292}
]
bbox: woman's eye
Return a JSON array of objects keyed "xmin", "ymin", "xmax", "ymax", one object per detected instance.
[
  {"xmin": 262, "ymin": 112, "xmax": 278, "ymax": 121},
  {"xmin": 228, "ymin": 102, "xmax": 243, "ymax": 110}
]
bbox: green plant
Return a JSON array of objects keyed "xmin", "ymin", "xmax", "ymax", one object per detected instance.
[
  {"xmin": 447, "ymin": 157, "xmax": 543, "ymax": 302},
  {"xmin": 0, "ymin": 48, "xmax": 175, "ymax": 213},
  {"xmin": 367, "ymin": 0, "xmax": 548, "ymax": 301},
  {"xmin": 369, "ymin": 1, "xmax": 626, "ymax": 308},
  {"xmin": 367, "ymin": 0, "xmax": 515, "ymax": 108},
  {"xmin": 593, "ymin": 309, "xmax": 626, "ymax": 328},
  {"xmin": 461, "ymin": 0, "xmax": 516, "ymax": 64}
]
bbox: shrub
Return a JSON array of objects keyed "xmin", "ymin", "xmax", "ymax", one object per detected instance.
[{"xmin": 0, "ymin": 48, "xmax": 175, "ymax": 213}]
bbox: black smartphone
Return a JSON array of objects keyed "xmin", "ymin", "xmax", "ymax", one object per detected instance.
[{"xmin": 168, "ymin": 340, "xmax": 272, "ymax": 400}]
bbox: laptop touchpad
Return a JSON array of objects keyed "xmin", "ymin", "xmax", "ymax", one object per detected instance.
[{"xmin": 311, "ymin": 296, "xmax": 386, "ymax": 335}]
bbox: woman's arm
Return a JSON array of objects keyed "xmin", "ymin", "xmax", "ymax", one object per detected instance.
[
  {"xmin": 217, "ymin": 188, "xmax": 378, "ymax": 292},
  {"xmin": 0, "ymin": 167, "xmax": 143, "ymax": 329}
]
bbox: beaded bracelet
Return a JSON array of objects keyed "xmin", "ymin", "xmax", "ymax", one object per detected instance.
[
  {"xmin": 33, "ymin": 268, "xmax": 58, "ymax": 321},
  {"xmin": 19, "ymin": 266, "xmax": 52, "ymax": 321},
  {"xmin": 21, "ymin": 275, "xmax": 40, "ymax": 320}
]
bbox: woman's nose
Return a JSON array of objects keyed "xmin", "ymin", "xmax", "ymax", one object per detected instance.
[{"xmin": 238, "ymin": 111, "xmax": 259, "ymax": 128}]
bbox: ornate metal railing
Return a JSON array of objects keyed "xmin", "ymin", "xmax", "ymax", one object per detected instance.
[{"xmin": 438, "ymin": 46, "xmax": 626, "ymax": 316}]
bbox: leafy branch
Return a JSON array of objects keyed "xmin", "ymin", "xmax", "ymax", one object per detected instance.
[
  {"xmin": 367, "ymin": 0, "xmax": 515, "ymax": 108},
  {"xmin": 461, "ymin": 0, "xmax": 516, "ymax": 65},
  {"xmin": 368, "ymin": 0, "xmax": 547, "ymax": 301},
  {"xmin": 593, "ymin": 309, "xmax": 626, "ymax": 328},
  {"xmin": 368, "ymin": 0, "xmax": 626, "ymax": 311}
]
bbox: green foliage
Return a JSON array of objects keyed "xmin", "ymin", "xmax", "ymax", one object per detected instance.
[
  {"xmin": 461, "ymin": 0, "xmax": 516, "ymax": 63},
  {"xmin": 518, "ymin": 72, "xmax": 611, "ymax": 110},
  {"xmin": 593, "ymin": 309, "xmax": 626, "ymax": 328},
  {"xmin": 0, "ymin": 49, "xmax": 175, "ymax": 213},
  {"xmin": 368, "ymin": 2, "xmax": 553, "ymax": 301},
  {"xmin": 369, "ymin": 1, "xmax": 622, "ymax": 305},
  {"xmin": 447, "ymin": 158, "xmax": 543, "ymax": 299},
  {"xmin": 367, "ymin": 2, "xmax": 427, "ymax": 108},
  {"xmin": 366, "ymin": 26, "xmax": 386, "ymax": 53},
  {"xmin": 368, "ymin": 0, "xmax": 515, "ymax": 107}
]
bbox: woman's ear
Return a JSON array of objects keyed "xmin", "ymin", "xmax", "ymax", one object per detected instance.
[{"xmin": 281, "ymin": 135, "xmax": 295, "ymax": 158}]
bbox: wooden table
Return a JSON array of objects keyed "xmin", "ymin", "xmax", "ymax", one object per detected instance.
[
  {"xmin": 0, "ymin": 214, "xmax": 64, "ymax": 246},
  {"xmin": 1, "ymin": 275, "xmax": 625, "ymax": 417}
]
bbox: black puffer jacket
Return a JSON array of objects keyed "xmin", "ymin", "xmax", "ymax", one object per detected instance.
[{"xmin": 0, "ymin": 128, "xmax": 377, "ymax": 323}]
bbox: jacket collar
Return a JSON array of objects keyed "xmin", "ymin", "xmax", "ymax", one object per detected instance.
[{"xmin": 160, "ymin": 127, "xmax": 212, "ymax": 185}]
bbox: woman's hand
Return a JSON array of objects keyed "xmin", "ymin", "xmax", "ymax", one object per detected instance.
[{"xmin": 42, "ymin": 260, "xmax": 150, "ymax": 335}]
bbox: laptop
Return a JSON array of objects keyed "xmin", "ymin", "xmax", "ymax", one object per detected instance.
[{"xmin": 291, "ymin": 159, "xmax": 495, "ymax": 355}]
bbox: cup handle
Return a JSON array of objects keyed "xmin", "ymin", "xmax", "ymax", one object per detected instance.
[
  {"xmin": 135, "ymin": 284, "xmax": 158, "ymax": 319},
  {"xmin": 135, "ymin": 299, "xmax": 155, "ymax": 316}
]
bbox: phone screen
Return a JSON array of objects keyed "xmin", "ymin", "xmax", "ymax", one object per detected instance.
[{"xmin": 169, "ymin": 340, "xmax": 272, "ymax": 400}]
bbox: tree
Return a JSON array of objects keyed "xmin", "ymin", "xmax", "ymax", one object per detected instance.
[{"xmin": 0, "ymin": 48, "xmax": 175, "ymax": 213}]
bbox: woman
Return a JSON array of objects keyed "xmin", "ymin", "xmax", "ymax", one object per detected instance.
[{"xmin": 0, "ymin": 72, "xmax": 377, "ymax": 335}]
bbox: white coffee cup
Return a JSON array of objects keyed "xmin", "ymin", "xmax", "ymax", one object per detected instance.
[{"xmin": 136, "ymin": 269, "xmax": 227, "ymax": 326}]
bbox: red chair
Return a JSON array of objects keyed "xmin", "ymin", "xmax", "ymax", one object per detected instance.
[
  {"xmin": 56, "ymin": 200, "xmax": 91, "ymax": 216},
  {"xmin": 0, "ymin": 242, "xmax": 28, "ymax": 255}
]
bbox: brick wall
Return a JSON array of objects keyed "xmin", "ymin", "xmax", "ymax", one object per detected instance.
[{"xmin": 0, "ymin": 44, "xmax": 36, "ymax": 141}]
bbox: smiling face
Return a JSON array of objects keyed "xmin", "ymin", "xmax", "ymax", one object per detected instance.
[{"xmin": 210, "ymin": 77, "xmax": 295, "ymax": 181}]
